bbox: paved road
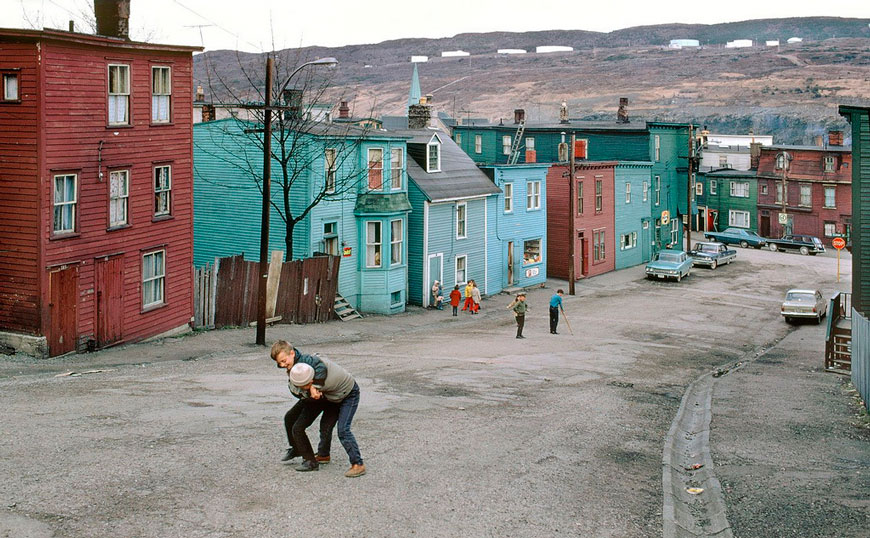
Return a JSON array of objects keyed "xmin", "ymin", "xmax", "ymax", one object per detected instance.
[{"xmin": 1, "ymin": 247, "xmax": 865, "ymax": 537}]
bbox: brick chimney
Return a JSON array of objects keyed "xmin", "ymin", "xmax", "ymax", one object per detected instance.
[
  {"xmin": 514, "ymin": 109, "xmax": 525, "ymax": 124},
  {"xmin": 338, "ymin": 101, "xmax": 350, "ymax": 119},
  {"xmin": 617, "ymin": 97, "xmax": 630, "ymax": 124},
  {"xmin": 408, "ymin": 103, "xmax": 431, "ymax": 129},
  {"xmin": 814, "ymin": 134, "xmax": 824, "ymax": 147},
  {"xmin": 94, "ymin": 0, "xmax": 130, "ymax": 39},
  {"xmin": 749, "ymin": 142, "xmax": 762, "ymax": 169},
  {"xmin": 828, "ymin": 130, "xmax": 844, "ymax": 146}
]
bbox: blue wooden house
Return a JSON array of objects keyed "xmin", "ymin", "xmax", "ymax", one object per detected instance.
[
  {"xmin": 614, "ymin": 161, "xmax": 654, "ymax": 269},
  {"xmin": 480, "ymin": 164, "xmax": 551, "ymax": 292},
  {"xmin": 399, "ymin": 121, "xmax": 502, "ymax": 306},
  {"xmin": 194, "ymin": 118, "xmax": 411, "ymax": 315}
]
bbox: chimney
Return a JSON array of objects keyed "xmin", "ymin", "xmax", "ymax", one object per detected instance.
[
  {"xmin": 617, "ymin": 97, "xmax": 630, "ymax": 124},
  {"xmin": 749, "ymin": 142, "xmax": 762, "ymax": 170},
  {"xmin": 514, "ymin": 109, "xmax": 525, "ymax": 124},
  {"xmin": 93, "ymin": 0, "xmax": 130, "ymax": 39},
  {"xmin": 69, "ymin": 20, "xmax": 75, "ymax": 32},
  {"xmin": 814, "ymin": 134, "xmax": 824, "ymax": 147},
  {"xmin": 338, "ymin": 101, "xmax": 350, "ymax": 119},
  {"xmin": 195, "ymin": 86, "xmax": 204, "ymax": 102},
  {"xmin": 559, "ymin": 102, "xmax": 569, "ymax": 124},
  {"xmin": 828, "ymin": 130, "xmax": 844, "ymax": 146},
  {"xmin": 525, "ymin": 149, "xmax": 536, "ymax": 163},
  {"xmin": 408, "ymin": 103, "xmax": 431, "ymax": 129}
]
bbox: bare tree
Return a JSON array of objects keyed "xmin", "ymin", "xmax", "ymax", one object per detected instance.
[{"xmin": 195, "ymin": 48, "xmax": 379, "ymax": 261}]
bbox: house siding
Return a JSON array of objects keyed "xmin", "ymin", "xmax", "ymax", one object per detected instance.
[
  {"xmin": 840, "ymin": 106, "xmax": 869, "ymax": 317},
  {"xmin": 614, "ymin": 162, "xmax": 653, "ymax": 269}
]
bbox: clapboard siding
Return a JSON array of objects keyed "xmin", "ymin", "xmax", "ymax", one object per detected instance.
[
  {"xmin": 406, "ymin": 182, "xmax": 427, "ymax": 305},
  {"xmin": 840, "ymin": 106, "xmax": 869, "ymax": 316},
  {"xmin": 614, "ymin": 162, "xmax": 653, "ymax": 269}
]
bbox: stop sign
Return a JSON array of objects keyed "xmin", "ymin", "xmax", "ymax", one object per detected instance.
[{"xmin": 832, "ymin": 237, "xmax": 846, "ymax": 249}]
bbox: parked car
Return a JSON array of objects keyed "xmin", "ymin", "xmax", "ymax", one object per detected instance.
[
  {"xmin": 767, "ymin": 234, "xmax": 826, "ymax": 255},
  {"xmin": 703, "ymin": 228, "xmax": 767, "ymax": 249},
  {"xmin": 688, "ymin": 241, "xmax": 737, "ymax": 269},
  {"xmin": 781, "ymin": 289, "xmax": 827, "ymax": 324},
  {"xmin": 645, "ymin": 250, "xmax": 693, "ymax": 281}
]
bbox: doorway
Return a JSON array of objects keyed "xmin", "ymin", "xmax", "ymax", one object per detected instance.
[
  {"xmin": 507, "ymin": 241, "xmax": 514, "ymax": 286},
  {"xmin": 48, "ymin": 265, "xmax": 78, "ymax": 356},
  {"xmin": 760, "ymin": 215, "xmax": 770, "ymax": 238},
  {"xmin": 427, "ymin": 253, "xmax": 443, "ymax": 307},
  {"xmin": 95, "ymin": 255, "xmax": 124, "ymax": 348},
  {"xmin": 578, "ymin": 232, "xmax": 589, "ymax": 278}
]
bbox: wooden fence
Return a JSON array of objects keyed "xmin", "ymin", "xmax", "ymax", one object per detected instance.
[
  {"xmin": 853, "ymin": 310, "xmax": 870, "ymax": 411},
  {"xmin": 193, "ymin": 254, "xmax": 340, "ymax": 329}
]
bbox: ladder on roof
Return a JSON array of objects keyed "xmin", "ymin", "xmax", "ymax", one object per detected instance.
[{"xmin": 508, "ymin": 120, "xmax": 525, "ymax": 165}]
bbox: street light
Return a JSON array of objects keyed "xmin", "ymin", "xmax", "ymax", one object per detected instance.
[{"xmin": 256, "ymin": 56, "xmax": 339, "ymax": 346}]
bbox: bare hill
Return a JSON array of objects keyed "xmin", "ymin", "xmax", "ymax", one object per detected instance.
[{"xmin": 194, "ymin": 17, "xmax": 870, "ymax": 144}]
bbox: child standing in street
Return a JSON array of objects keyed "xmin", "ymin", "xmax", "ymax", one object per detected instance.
[
  {"xmin": 507, "ymin": 293, "xmax": 528, "ymax": 338},
  {"xmin": 449, "ymin": 285, "xmax": 462, "ymax": 316},
  {"xmin": 471, "ymin": 281, "xmax": 482, "ymax": 314},
  {"xmin": 462, "ymin": 280, "xmax": 474, "ymax": 312}
]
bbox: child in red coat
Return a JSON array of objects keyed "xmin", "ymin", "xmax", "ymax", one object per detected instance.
[{"xmin": 449, "ymin": 285, "xmax": 462, "ymax": 317}]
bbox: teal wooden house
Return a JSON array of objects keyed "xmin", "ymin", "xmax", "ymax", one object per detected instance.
[
  {"xmin": 614, "ymin": 161, "xmax": 654, "ymax": 269},
  {"xmin": 481, "ymin": 163, "xmax": 551, "ymax": 292},
  {"xmin": 647, "ymin": 122, "xmax": 692, "ymax": 251},
  {"xmin": 193, "ymin": 119, "xmax": 411, "ymax": 315},
  {"xmin": 400, "ymin": 121, "xmax": 502, "ymax": 306},
  {"xmin": 695, "ymin": 168, "xmax": 760, "ymax": 233}
]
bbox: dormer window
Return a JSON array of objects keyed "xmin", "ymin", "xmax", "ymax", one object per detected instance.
[
  {"xmin": 775, "ymin": 154, "xmax": 786, "ymax": 169},
  {"xmin": 427, "ymin": 136, "xmax": 441, "ymax": 172}
]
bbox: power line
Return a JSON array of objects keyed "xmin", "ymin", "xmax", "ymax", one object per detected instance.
[{"xmin": 173, "ymin": 0, "xmax": 263, "ymax": 51}]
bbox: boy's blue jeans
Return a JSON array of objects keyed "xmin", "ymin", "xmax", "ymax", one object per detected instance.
[{"xmin": 319, "ymin": 383, "xmax": 363, "ymax": 465}]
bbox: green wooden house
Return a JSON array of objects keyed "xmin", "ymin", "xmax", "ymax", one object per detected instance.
[{"xmin": 695, "ymin": 168, "xmax": 760, "ymax": 233}]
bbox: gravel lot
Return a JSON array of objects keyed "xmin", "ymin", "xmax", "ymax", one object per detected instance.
[{"xmin": 0, "ymin": 246, "xmax": 865, "ymax": 537}]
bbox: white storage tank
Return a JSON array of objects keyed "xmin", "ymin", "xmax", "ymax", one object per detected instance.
[
  {"xmin": 726, "ymin": 39, "xmax": 753, "ymax": 48},
  {"xmin": 536, "ymin": 45, "xmax": 573, "ymax": 53},
  {"xmin": 669, "ymin": 39, "xmax": 700, "ymax": 48},
  {"xmin": 441, "ymin": 50, "xmax": 470, "ymax": 57}
]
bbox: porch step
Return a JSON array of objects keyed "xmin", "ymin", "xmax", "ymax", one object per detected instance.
[{"xmin": 334, "ymin": 293, "xmax": 362, "ymax": 321}]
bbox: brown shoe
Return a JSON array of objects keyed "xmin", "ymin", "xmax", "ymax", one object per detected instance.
[
  {"xmin": 315, "ymin": 454, "xmax": 330, "ymax": 464},
  {"xmin": 344, "ymin": 464, "xmax": 366, "ymax": 478}
]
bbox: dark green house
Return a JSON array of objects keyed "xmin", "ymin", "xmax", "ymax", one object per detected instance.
[{"xmin": 695, "ymin": 168, "xmax": 760, "ymax": 233}]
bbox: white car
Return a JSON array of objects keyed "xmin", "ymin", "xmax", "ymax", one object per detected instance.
[{"xmin": 781, "ymin": 289, "xmax": 827, "ymax": 324}]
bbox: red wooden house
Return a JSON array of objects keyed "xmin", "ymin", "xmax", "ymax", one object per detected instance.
[
  {"xmin": 546, "ymin": 161, "xmax": 617, "ymax": 280},
  {"xmin": 0, "ymin": 12, "xmax": 200, "ymax": 357},
  {"xmin": 756, "ymin": 131, "xmax": 852, "ymax": 245}
]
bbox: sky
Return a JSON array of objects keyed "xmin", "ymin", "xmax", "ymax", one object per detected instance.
[{"xmin": 10, "ymin": 0, "xmax": 870, "ymax": 53}]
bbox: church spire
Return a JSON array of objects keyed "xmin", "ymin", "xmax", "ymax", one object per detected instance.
[{"xmin": 407, "ymin": 63, "xmax": 422, "ymax": 113}]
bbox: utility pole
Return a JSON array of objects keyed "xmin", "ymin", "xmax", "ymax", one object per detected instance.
[
  {"xmin": 779, "ymin": 151, "xmax": 790, "ymax": 237},
  {"xmin": 255, "ymin": 56, "xmax": 274, "ymax": 347},
  {"xmin": 568, "ymin": 134, "xmax": 576, "ymax": 295}
]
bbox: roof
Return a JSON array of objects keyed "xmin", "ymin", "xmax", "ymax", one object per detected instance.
[
  {"xmin": 765, "ymin": 144, "xmax": 851, "ymax": 152},
  {"xmin": 196, "ymin": 117, "xmax": 408, "ymax": 141},
  {"xmin": 455, "ymin": 120, "xmax": 647, "ymax": 132},
  {"xmin": 390, "ymin": 127, "xmax": 501, "ymax": 202},
  {"xmin": 0, "ymin": 27, "xmax": 202, "ymax": 53},
  {"xmin": 702, "ymin": 168, "xmax": 757, "ymax": 178}
]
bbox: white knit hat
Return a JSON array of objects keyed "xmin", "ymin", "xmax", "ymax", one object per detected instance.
[{"xmin": 289, "ymin": 363, "xmax": 314, "ymax": 386}]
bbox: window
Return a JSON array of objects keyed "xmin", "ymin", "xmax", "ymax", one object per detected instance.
[
  {"xmin": 824, "ymin": 186, "xmax": 836, "ymax": 208},
  {"xmin": 526, "ymin": 137, "xmax": 535, "ymax": 150},
  {"xmin": 503, "ymin": 183, "xmax": 513, "ymax": 213},
  {"xmin": 2, "ymin": 73, "xmax": 18, "ymax": 101},
  {"xmin": 824, "ymin": 222, "xmax": 836, "ymax": 237},
  {"xmin": 654, "ymin": 135, "xmax": 660, "ymax": 161},
  {"xmin": 595, "ymin": 178, "xmax": 603, "ymax": 212},
  {"xmin": 775, "ymin": 154, "xmax": 786, "ymax": 169},
  {"xmin": 142, "ymin": 250, "xmax": 165, "ymax": 308},
  {"xmin": 526, "ymin": 181, "xmax": 541, "ymax": 210},
  {"xmin": 620, "ymin": 231, "xmax": 637, "ymax": 250},
  {"xmin": 625, "ymin": 182, "xmax": 631, "ymax": 204},
  {"xmin": 759, "ymin": 184, "xmax": 766, "ymax": 195},
  {"xmin": 799, "ymin": 184, "xmax": 811, "ymax": 207},
  {"xmin": 502, "ymin": 135, "xmax": 511, "ymax": 155},
  {"xmin": 719, "ymin": 155, "xmax": 728, "ymax": 168},
  {"xmin": 366, "ymin": 221, "xmax": 381, "ymax": 267},
  {"xmin": 710, "ymin": 180, "xmax": 717, "ymax": 195},
  {"xmin": 775, "ymin": 183, "xmax": 785, "ymax": 204},
  {"xmin": 593, "ymin": 229, "xmax": 606, "ymax": 262},
  {"xmin": 455, "ymin": 132, "xmax": 461, "ymax": 144},
  {"xmin": 390, "ymin": 148, "xmax": 404, "ymax": 189},
  {"xmin": 654, "ymin": 175, "xmax": 661, "ymax": 206},
  {"xmin": 523, "ymin": 238, "xmax": 542, "ymax": 265},
  {"xmin": 642, "ymin": 180, "xmax": 648, "ymax": 202},
  {"xmin": 427, "ymin": 141, "xmax": 440, "ymax": 172},
  {"xmin": 456, "ymin": 203, "xmax": 467, "ymax": 239},
  {"xmin": 577, "ymin": 180, "xmax": 584, "ymax": 215},
  {"xmin": 324, "ymin": 148, "xmax": 336, "ymax": 193},
  {"xmin": 695, "ymin": 182, "xmax": 703, "ymax": 196},
  {"xmin": 729, "ymin": 181, "xmax": 749, "ymax": 198},
  {"xmin": 671, "ymin": 219, "xmax": 679, "ymax": 245},
  {"xmin": 474, "ymin": 135, "xmax": 482, "ymax": 154},
  {"xmin": 53, "ymin": 173, "xmax": 77, "ymax": 234},
  {"xmin": 455, "ymin": 255, "xmax": 467, "ymax": 284},
  {"xmin": 323, "ymin": 222, "xmax": 339, "ymax": 256},
  {"xmin": 390, "ymin": 219, "xmax": 403, "ymax": 264},
  {"xmin": 824, "ymin": 156, "xmax": 835, "ymax": 172},
  {"xmin": 390, "ymin": 290, "xmax": 402, "ymax": 306},
  {"xmin": 154, "ymin": 165, "xmax": 171, "ymax": 216},
  {"xmin": 368, "ymin": 148, "xmax": 383, "ymax": 190},
  {"xmin": 151, "ymin": 66, "xmax": 171, "ymax": 123},
  {"xmin": 108, "ymin": 64, "xmax": 130, "ymax": 125},
  {"xmin": 729, "ymin": 210, "xmax": 750, "ymax": 228},
  {"xmin": 109, "ymin": 170, "xmax": 129, "ymax": 227}
]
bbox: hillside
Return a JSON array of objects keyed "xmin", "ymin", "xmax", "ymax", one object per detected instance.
[{"xmin": 193, "ymin": 17, "xmax": 870, "ymax": 144}]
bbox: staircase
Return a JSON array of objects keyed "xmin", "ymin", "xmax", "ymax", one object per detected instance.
[
  {"xmin": 333, "ymin": 293, "xmax": 362, "ymax": 321},
  {"xmin": 507, "ymin": 120, "xmax": 526, "ymax": 165},
  {"xmin": 825, "ymin": 292, "xmax": 852, "ymax": 375}
]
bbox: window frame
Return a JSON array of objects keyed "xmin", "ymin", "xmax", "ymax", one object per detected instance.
[
  {"xmin": 798, "ymin": 183, "xmax": 812, "ymax": 207},
  {"xmin": 595, "ymin": 178, "xmax": 603, "ymax": 213},
  {"xmin": 390, "ymin": 147, "xmax": 404, "ymax": 190},
  {"xmin": 390, "ymin": 218, "xmax": 403, "ymax": 265},
  {"xmin": 654, "ymin": 135, "xmax": 661, "ymax": 161},
  {"xmin": 526, "ymin": 180, "xmax": 541, "ymax": 211},
  {"xmin": 322, "ymin": 221, "xmax": 339, "ymax": 256},
  {"xmin": 365, "ymin": 221, "xmax": 382, "ymax": 268},
  {"xmin": 154, "ymin": 164, "xmax": 172, "ymax": 217},
  {"xmin": 824, "ymin": 155, "xmax": 835, "ymax": 172},
  {"xmin": 654, "ymin": 175, "xmax": 661, "ymax": 206},
  {"xmin": 456, "ymin": 202, "xmax": 467, "ymax": 239},
  {"xmin": 577, "ymin": 179, "xmax": 584, "ymax": 215},
  {"xmin": 823, "ymin": 185, "xmax": 836, "ymax": 208},
  {"xmin": 593, "ymin": 228, "xmax": 606, "ymax": 263},
  {"xmin": 728, "ymin": 209, "xmax": 750, "ymax": 228},
  {"xmin": 1, "ymin": 71, "xmax": 20, "ymax": 102},
  {"xmin": 367, "ymin": 148, "xmax": 384, "ymax": 190},
  {"xmin": 108, "ymin": 169, "xmax": 130, "ymax": 229},
  {"xmin": 142, "ymin": 249, "xmax": 166, "ymax": 309},
  {"xmin": 503, "ymin": 182, "xmax": 513, "ymax": 213},
  {"xmin": 522, "ymin": 238, "xmax": 542, "ymax": 266},
  {"xmin": 502, "ymin": 135, "xmax": 512, "ymax": 156},
  {"xmin": 324, "ymin": 148, "xmax": 337, "ymax": 193},
  {"xmin": 759, "ymin": 183, "xmax": 766, "ymax": 195},
  {"xmin": 642, "ymin": 180, "xmax": 648, "ymax": 202},
  {"xmin": 710, "ymin": 180, "xmax": 717, "ymax": 195},
  {"xmin": 695, "ymin": 182, "xmax": 703, "ymax": 196},
  {"xmin": 52, "ymin": 172, "xmax": 78, "ymax": 236},
  {"xmin": 620, "ymin": 231, "xmax": 638, "ymax": 250},
  {"xmin": 426, "ymin": 140, "xmax": 441, "ymax": 173},
  {"xmin": 729, "ymin": 181, "xmax": 749, "ymax": 198},
  {"xmin": 625, "ymin": 182, "xmax": 631, "ymax": 204},
  {"xmin": 525, "ymin": 137, "xmax": 535, "ymax": 151},
  {"xmin": 107, "ymin": 63, "xmax": 130, "ymax": 126},
  {"xmin": 474, "ymin": 134, "xmax": 482, "ymax": 154},
  {"xmin": 151, "ymin": 65, "xmax": 171, "ymax": 124},
  {"xmin": 670, "ymin": 219, "xmax": 679, "ymax": 245},
  {"xmin": 823, "ymin": 222, "xmax": 836, "ymax": 237},
  {"xmin": 455, "ymin": 255, "xmax": 467, "ymax": 285}
]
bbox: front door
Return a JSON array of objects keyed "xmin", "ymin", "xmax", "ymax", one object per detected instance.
[
  {"xmin": 641, "ymin": 221, "xmax": 651, "ymax": 262},
  {"xmin": 95, "ymin": 255, "xmax": 124, "ymax": 348},
  {"xmin": 760, "ymin": 215, "xmax": 770, "ymax": 238},
  {"xmin": 507, "ymin": 241, "xmax": 514, "ymax": 286},
  {"xmin": 579, "ymin": 232, "xmax": 589, "ymax": 277},
  {"xmin": 427, "ymin": 253, "xmax": 442, "ymax": 307},
  {"xmin": 48, "ymin": 266, "xmax": 78, "ymax": 356}
]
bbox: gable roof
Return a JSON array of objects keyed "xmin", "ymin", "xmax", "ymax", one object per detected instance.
[{"xmin": 390, "ymin": 127, "xmax": 501, "ymax": 202}]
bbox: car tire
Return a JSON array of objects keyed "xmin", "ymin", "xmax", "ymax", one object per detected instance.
[
  {"xmin": 799, "ymin": 246, "xmax": 809, "ymax": 256},
  {"xmin": 710, "ymin": 259, "xmax": 717, "ymax": 269},
  {"xmin": 769, "ymin": 243, "xmax": 778, "ymax": 252},
  {"xmin": 677, "ymin": 274, "xmax": 682, "ymax": 282},
  {"xmin": 739, "ymin": 240, "xmax": 749, "ymax": 249},
  {"xmin": 784, "ymin": 316, "xmax": 792, "ymax": 324}
]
